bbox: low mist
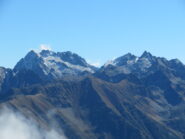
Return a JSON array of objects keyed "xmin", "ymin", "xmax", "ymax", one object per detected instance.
[{"xmin": 0, "ymin": 107, "xmax": 67, "ymax": 139}]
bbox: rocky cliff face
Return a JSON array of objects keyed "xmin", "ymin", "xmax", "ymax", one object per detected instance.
[{"xmin": 14, "ymin": 50, "xmax": 96, "ymax": 80}]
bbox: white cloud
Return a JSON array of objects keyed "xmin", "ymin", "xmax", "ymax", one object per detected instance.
[
  {"xmin": 29, "ymin": 44, "xmax": 52, "ymax": 52},
  {"xmin": 0, "ymin": 107, "xmax": 67, "ymax": 139},
  {"xmin": 91, "ymin": 62, "xmax": 101, "ymax": 67},
  {"xmin": 39, "ymin": 44, "xmax": 52, "ymax": 51},
  {"xmin": 87, "ymin": 60, "xmax": 101, "ymax": 67}
]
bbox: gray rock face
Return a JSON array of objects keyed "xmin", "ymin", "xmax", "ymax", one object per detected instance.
[
  {"xmin": 14, "ymin": 50, "xmax": 96, "ymax": 80},
  {"xmin": 0, "ymin": 67, "xmax": 7, "ymax": 84},
  {"xmin": 101, "ymin": 51, "xmax": 185, "ymax": 79},
  {"xmin": 0, "ymin": 67, "xmax": 10, "ymax": 92},
  {"xmin": 0, "ymin": 50, "xmax": 97, "ymax": 93}
]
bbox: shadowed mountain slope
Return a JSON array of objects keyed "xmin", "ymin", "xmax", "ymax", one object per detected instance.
[{"xmin": 0, "ymin": 51, "xmax": 185, "ymax": 138}]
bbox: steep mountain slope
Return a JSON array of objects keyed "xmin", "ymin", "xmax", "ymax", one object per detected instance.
[
  {"xmin": 0, "ymin": 76, "xmax": 183, "ymax": 139},
  {"xmin": 1, "ymin": 50, "xmax": 185, "ymax": 139}
]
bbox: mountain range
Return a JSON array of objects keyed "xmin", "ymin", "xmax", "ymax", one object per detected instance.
[{"xmin": 1, "ymin": 50, "xmax": 185, "ymax": 139}]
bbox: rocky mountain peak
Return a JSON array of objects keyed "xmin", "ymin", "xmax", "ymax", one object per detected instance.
[
  {"xmin": 141, "ymin": 51, "xmax": 153, "ymax": 58},
  {"xmin": 56, "ymin": 51, "xmax": 88, "ymax": 67},
  {"xmin": 39, "ymin": 49, "xmax": 55, "ymax": 57},
  {"xmin": 13, "ymin": 50, "xmax": 96, "ymax": 80},
  {"xmin": 140, "ymin": 51, "xmax": 156, "ymax": 62},
  {"xmin": 113, "ymin": 53, "xmax": 138, "ymax": 66},
  {"xmin": 24, "ymin": 50, "xmax": 40, "ymax": 60}
]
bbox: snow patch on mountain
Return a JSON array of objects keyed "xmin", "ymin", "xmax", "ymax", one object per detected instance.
[
  {"xmin": 14, "ymin": 50, "xmax": 96, "ymax": 79},
  {"xmin": 42, "ymin": 55, "xmax": 94, "ymax": 74},
  {"xmin": 102, "ymin": 51, "xmax": 158, "ymax": 75}
]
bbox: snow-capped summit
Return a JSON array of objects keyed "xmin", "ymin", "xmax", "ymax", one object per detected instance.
[
  {"xmin": 14, "ymin": 50, "xmax": 96, "ymax": 80},
  {"xmin": 136, "ymin": 51, "xmax": 157, "ymax": 71},
  {"xmin": 40, "ymin": 49, "xmax": 55, "ymax": 57},
  {"xmin": 100, "ymin": 51, "xmax": 185, "ymax": 80},
  {"xmin": 113, "ymin": 53, "xmax": 138, "ymax": 66},
  {"xmin": 103, "ymin": 53, "xmax": 138, "ymax": 68},
  {"xmin": 104, "ymin": 51, "xmax": 156, "ymax": 70},
  {"xmin": 101, "ymin": 51, "xmax": 162, "ymax": 77},
  {"xmin": 56, "ymin": 51, "xmax": 90, "ymax": 67}
]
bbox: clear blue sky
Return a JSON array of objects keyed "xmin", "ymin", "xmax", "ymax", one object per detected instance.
[{"xmin": 0, "ymin": 0, "xmax": 185, "ymax": 68}]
